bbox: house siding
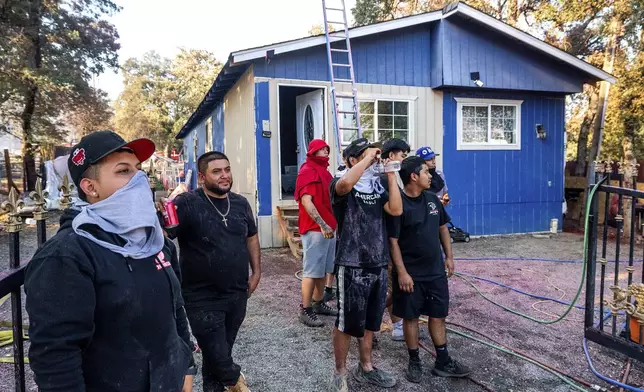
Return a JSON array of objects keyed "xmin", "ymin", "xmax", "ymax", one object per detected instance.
[
  {"xmin": 213, "ymin": 103, "xmax": 224, "ymax": 152},
  {"xmin": 442, "ymin": 89, "xmax": 566, "ymax": 235},
  {"xmin": 253, "ymin": 26, "xmax": 431, "ymax": 87},
  {"xmin": 437, "ymin": 18, "xmax": 587, "ymax": 93},
  {"xmin": 224, "ymin": 66, "xmax": 257, "ymax": 216}
]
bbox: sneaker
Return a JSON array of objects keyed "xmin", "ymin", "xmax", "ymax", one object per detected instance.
[
  {"xmin": 299, "ymin": 306, "xmax": 325, "ymax": 327},
  {"xmin": 225, "ymin": 373, "xmax": 251, "ymax": 392},
  {"xmin": 391, "ymin": 320, "xmax": 404, "ymax": 341},
  {"xmin": 351, "ymin": 364, "xmax": 397, "ymax": 388},
  {"xmin": 406, "ymin": 358, "xmax": 422, "ymax": 383},
  {"xmin": 328, "ymin": 372, "xmax": 348, "ymax": 392},
  {"xmin": 313, "ymin": 301, "xmax": 338, "ymax": 316},
  {"xmin": 323, "ymin": 288, "xmax": 337, "ymax": 303},
  {"xmin": 432, "ymin": 359, "xmax": 471, "ymax": 378}
]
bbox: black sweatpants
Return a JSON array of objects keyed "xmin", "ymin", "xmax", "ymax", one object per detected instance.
[{"xmin": 186, "ymin": 295, "xmax": 248, "ymax": 392}]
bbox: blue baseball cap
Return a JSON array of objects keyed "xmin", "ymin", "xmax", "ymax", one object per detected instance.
[{"xmin": 416, "ymin": 146, "xmax": 440, "ymax": 160}]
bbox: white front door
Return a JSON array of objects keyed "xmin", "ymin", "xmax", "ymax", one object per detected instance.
[{"xmin": 296, "ymin": 89, "xmax": 324, "ymax": 167}]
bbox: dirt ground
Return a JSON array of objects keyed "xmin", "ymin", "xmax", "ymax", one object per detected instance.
[{"xmin": 1, "ymin": 218, "xmax": 644, "ymax": 391}]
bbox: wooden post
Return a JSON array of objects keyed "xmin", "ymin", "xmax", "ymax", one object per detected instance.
[{"xmin": 3, "ymin": 149, "xmax": 19, "ymax": 194}]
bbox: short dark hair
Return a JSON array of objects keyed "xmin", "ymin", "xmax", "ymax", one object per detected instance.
[
  {"xmin": 198, "ymin": 151, "xmax": 229, "ymax": 173},
  {"xmin": 381, "ymin": 138, "xmax": 410, "ymax": 160},
  {"xmin": 400, "ymin": 156, "xmax": 426, "ymax": 185}
]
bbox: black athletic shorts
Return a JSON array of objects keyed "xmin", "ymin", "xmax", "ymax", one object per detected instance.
[
  {"xmin": 335, "ymin": 265, "xmax": 388, "ymax": 338},
  {"xmin": 392, "ymin": 275, "xmax": 449, "ymax": 320}
]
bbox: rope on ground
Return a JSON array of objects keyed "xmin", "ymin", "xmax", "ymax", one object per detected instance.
[
  {"xmin": 433, "ymin": 320, "xmax": 589, "ymax": 392},
  {"xmin": 442, "ymin": 321, "xmax": 594, "ymax": 389}
]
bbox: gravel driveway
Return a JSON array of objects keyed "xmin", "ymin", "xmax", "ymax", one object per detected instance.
[{"xmin": 1, "ymin": 216, "xmax": 644, "ymax": 391}]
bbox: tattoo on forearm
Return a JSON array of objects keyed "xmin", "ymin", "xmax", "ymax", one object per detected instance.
[{"xmin": 306, "ymin": 204, "xmax": 329, "ymax": 229}]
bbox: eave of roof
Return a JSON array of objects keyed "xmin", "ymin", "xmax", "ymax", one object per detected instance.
[
  {"xmin": 177, "ymin": 1, "xmax": 615, "ymax": 139},
  {"xmin": 230, "ymin": 2, "xmax": 614, "ymax": 83},
  {"xmin": 175, "ymin": 61, "xmax": 250, "ymax": 140}
]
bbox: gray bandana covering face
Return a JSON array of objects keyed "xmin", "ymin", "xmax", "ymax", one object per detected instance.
[{"xmin": 72, "ymin": 171, "xmax": 164, "ymax": 259}]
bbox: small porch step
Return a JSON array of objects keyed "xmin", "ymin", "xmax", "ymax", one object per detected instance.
[{"xmin": 276, "ymin": 206, "xmax": 303, "ymax": 260}]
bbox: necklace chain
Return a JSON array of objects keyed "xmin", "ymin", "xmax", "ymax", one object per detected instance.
[{"xmin": 203, "ymin": 187, "xmax": 230, "ymax": 219}]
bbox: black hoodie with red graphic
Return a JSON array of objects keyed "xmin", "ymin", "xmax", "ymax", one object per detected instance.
[{"xmin": 25, "ymin": 208, "xmax": 195, "ymax": 392}]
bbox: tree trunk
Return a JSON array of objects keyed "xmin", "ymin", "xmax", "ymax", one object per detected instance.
[
  {"xmin": 574, "ymin": 88, "xmax": 599, "ymax": 176},
  {"xmin": 20, "ymin": 0, "xmax": 43, "ymax": 192},
  {"xmin": 585, "ymin": 17, "xmax": 620, "ymax": 186}
]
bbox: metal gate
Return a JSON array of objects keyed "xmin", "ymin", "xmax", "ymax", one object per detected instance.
[
  {"xmin": 585, "ymin": 161, "xmax": 644, "ymax": 362},
  {"xmin": 0, "ymin": 176, "xmax": 73, "ymax": 392}
]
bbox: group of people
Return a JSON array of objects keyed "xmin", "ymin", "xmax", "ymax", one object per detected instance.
[
  {"xmin": 25, "ymin": 131, "xmax": 257, "ymax": 392},
  {"xmin": 21, "ymin": 129, "xmax": 466, "ymax": 392},
  {"xmin": 295, "ymin": 137, "xmax": 468, "ymax": 391}
]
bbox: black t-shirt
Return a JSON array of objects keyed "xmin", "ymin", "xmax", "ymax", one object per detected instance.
[
  {"xmin": 387, "ymin": 191, "xmax": 450, "ymax": 281},
  {"xmin": 330, "ymin": 177, "xmax": 390, "ymax": 268},
  {"xmin": 172, "ymin": 189, "xmax": 257, "ymax": 307}
]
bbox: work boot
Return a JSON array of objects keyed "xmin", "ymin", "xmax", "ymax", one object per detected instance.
[
  {"xmin": 432, "ymin": 358, "xmax": 471, "ymax": 378},
  {"xmin": 328, "ymin": 372, "xmax": 349, "ymax": 392},
  {"xmin": 299, "ymin": 305, "xmax": 324, "ymax": 327},
  {"xmin": 405, "ymin": 358, "xmax": 422, "ymax": 383},
  {"xmin": 313, "ymin": 300, "xmax": 338, "ymax": 316},
  {"xmin": 391, "ymin": 320, "xmax": 404, "ymax": 341},
  {"xmin": 351, "ymin": 364, "xmax": 397, "ymax": 388},
  {"xmin": 225, "ymin": 373, "xmax": 250, "ymax": 392}
]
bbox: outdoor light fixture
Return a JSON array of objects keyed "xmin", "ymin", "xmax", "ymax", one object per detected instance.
[
  {"xmin": 265, "ymin": 49, "xmax": 275, "ymax": 65},
  {"xmin": 470, "ymin": 72, "xmax": 484, "ymax": 87},
  {"xmin": 536, "ymin": 124, "xmax": 547, "ymax": 139}
]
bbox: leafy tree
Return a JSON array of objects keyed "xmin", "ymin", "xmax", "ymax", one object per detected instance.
[
  {"xmin": 308, "ymin": 24, "xmax": 336, "ymax": 36},
  {"xmin": 0, "ymin": 0, "xmax": 120, "ymax": 190},
  {"xmin": 113, "ymin": 49, "xmax": 222, "ymax": 152}
]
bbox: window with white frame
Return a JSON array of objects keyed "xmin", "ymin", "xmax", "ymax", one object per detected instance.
[
  {"xmin": 455, "ymin": 98, "xmax": 522, "ymax": 150},
  {"xmin": 205, "ymin": 117, "xmax": 213, "ymax": 152},
  {"xmin": 338, "ymin": 98, "xmax": 411, "ymax": 145}
]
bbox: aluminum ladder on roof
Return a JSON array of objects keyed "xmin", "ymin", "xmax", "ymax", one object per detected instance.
[{"xmin": 321, "ymin": 0, "xmax": 362, "ymax": 166}]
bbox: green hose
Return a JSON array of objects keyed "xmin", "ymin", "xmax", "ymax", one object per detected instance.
[
  {"xmin": 454, "ymin": 177, "xmax": 606, "ymax": 325},
  {"xmin": 443, "ymin": 324, "xmax": 589, "ymax": 392}
]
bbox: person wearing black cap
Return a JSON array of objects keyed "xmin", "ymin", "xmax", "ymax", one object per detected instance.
[
  {"xmin": 388, "ymin": 156, "xmax": 469, "ymax": 384},
  {"xmin": 378, "ymin": 138, "xmax": 411, "ymax": 342},
  {"xmin": 24, "ymin": 130, "xmax": 196, "ymax": 392},
  {"xmin": 328, "ymin": 138, "xmax": 402, "ymax": 392}
]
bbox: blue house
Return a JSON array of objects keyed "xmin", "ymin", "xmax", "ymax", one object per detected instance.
[{"xmin": 176, "ymin": 2, "xmax": 614, "ymax": 248}]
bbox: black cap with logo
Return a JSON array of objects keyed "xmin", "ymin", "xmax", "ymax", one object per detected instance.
[
  {"xmin": 68, "ymin": 130, "xmax": 156, "ymax": 199},
  {"xmin": 342, "ymin": 137, "xmax": 381, "ymax": 159}
]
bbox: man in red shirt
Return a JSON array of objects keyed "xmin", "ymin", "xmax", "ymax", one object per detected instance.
[{"xmin": 295, "ymin": 139, "xmax": 339, "ymax": 327}]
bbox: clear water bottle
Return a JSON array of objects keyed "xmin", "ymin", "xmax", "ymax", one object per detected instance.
[{"xmin": 373, "ymin": 160, "xmax": 401, "ymax": 173}]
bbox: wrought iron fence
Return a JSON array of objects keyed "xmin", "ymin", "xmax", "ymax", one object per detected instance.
[
  {"xmin": 585, "ymin": 161, "xmax": 644, "ymax": 362},
  {"xmin": 0, "ymin": 175, "xmax": 73, "ymax": 392}
]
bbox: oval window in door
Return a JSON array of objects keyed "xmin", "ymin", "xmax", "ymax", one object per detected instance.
[{"xmin": 304, "ymin": 104, "xmax": 314, "ymax": 148}]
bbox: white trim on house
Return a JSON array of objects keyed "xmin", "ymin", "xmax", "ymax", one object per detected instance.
[
  {"xmin": 232, "ymin": 11, "xmax": 442, "ymax": 64},
  {"xmin": 230, "ymin": 2, "xmax": 614, "ymax": 83},
  {"xmin": 275, "ymin": 82, "xmax": 330, "ymax": 201},
  {"xmin": 337, "ymin": 95, "xmax": 416, "ymax": 147},
  {"xmin": 455, "ymin": 97, "xmax": 523, "ymax": 151}
]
